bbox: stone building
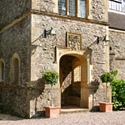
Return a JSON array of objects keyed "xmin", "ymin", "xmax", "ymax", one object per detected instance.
[
  {"xmin": 0, "ymin": 0, "xmax": 125, "ymax": 118},
  {"xmin": 109, "ymin": 0, "xmax": 125, "ymax": 79}
]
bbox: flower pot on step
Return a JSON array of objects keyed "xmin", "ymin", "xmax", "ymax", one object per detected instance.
[
  {"xmin": 44, "ymin": 106, "xmax": 60, "ymax": 118},
  {"xmin": 99, "ymin": 102, "xmax": 113, "ymax": 112}
]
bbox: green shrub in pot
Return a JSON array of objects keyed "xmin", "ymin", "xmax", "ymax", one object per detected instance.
[
  {"xmin": 43, "ymin": 70, "xmax": 59, "ymax": 86},
  {"xmin": 100, "ymin": 70, "xmax": 118, "ymax": 102}
]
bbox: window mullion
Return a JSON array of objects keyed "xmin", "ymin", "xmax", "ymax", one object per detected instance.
[{"xmin": 66, "ymin": 0, "xmax": 69, "ymax": 15}]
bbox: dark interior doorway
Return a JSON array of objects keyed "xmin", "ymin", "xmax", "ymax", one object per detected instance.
[{"xmin": 60, "ymin": 55, "xmax": 81, "ymax": 107}]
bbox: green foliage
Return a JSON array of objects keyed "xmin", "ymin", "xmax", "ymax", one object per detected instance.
[
  {"xmin": 111, "ymin": 70, "xmax": 118, "ymax": 77},
  {"xmin": 111, "ymin": 79, "xmax": 125, "ymax": 110},
  {"xmin": 100, "ymin": 70, "xmax": 118, "ymax": 83},
  {"xmin": 43, "ymin": 70, "xmax": 59, "ymax": 86},
  {"xmin": 100, "ymin": 72, "xmax": 114, "ymax": 83},
  {"xmin": 100, "ymin": 70, "xmax": 118, "ymax": 102}
]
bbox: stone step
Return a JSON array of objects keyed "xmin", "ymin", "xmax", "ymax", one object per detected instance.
[{"xmin": 60, "ymin": 108, "xmax": 89, "ymax": 114}]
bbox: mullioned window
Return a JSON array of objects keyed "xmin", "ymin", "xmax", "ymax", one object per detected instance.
[{"xmin": 58, "ymin": 0, "xmax": 86, "ymax": 18}]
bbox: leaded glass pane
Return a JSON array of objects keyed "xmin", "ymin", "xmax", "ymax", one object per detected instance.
[
  {"xmin": 58, "ymin": 0, "xmax": 66, "ymax": 15},
  {"xmin": 79, "ymin": 0, "xmax": 86, "ymax": 18},
  {"xmin": 68, "ymin": 0, "xmax": 76, "ymax": 16}
]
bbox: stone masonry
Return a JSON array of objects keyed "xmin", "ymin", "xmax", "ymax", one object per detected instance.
[
  {"xmin": 0, "ymin": 0, "xmax": 124, "ymax": 118},
  {"xmin": 109, "ymin": 30, "xmax": 125, "ymax": 79}
]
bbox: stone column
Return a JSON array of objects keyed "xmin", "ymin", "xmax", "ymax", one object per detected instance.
[{"xmin": 80, "ymin": 87, "xmax": 89, "ymax": 108}]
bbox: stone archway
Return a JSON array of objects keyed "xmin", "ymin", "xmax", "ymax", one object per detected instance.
[{"xmin": 57, "ymin": 47, "xmax": 91, "ymax": 109}]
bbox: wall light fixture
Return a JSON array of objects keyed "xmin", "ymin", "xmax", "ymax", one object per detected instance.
[{"xmin": 44, "ymin": 28, "xmax": 56, "ymax": 38}]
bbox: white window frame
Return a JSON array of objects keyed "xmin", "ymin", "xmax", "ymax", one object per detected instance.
[{"xmin": 109, "ymin": 0, "xmax": 125, "ymax": 13}]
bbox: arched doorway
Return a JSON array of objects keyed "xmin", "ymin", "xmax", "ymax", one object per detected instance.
[{"xmin": 60, "ymin": 53, "xmax": 88, "ymax": 108}]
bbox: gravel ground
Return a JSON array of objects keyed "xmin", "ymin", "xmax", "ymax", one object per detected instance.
[{"xmin": 0, "ymin": 111, "xmax": 125, "ymax": 125}]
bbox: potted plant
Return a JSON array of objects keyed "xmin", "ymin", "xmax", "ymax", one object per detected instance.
[
  {"xmin": 43, "ymin": 70, "xmax": 60, "ymax": 118},
  {"xmin": 99, "ymin": 70, "xmax": 118, "ymax": 112}
]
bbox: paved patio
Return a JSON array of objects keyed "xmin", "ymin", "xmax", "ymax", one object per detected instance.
[{"xmin": 0, "ymin": 111, "xmax": 125, "ymax": 125}]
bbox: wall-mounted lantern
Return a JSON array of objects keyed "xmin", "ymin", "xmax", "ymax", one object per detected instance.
[
  {"xmin": 88, "ymin": 35, "xmax": 109, "ymax": 48},
  {"xmin": 44, "ymin": 28, "xmax": 56, "ymax": 38},
  {"xmin": 97, "ymin": 35, "xmax": 109, "ymax": 44}
]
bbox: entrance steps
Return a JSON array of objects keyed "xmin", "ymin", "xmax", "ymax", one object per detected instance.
[{"xmin": 60, "ymin": 105, "xmax": 89, "ymax": 114}]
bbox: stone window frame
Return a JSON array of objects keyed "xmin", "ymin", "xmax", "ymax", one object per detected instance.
[
  {"xmin": 0, "ymin": 59, "xmax": 5, "ymax": 82},
  {"xmin": 58, "ymin": 0, "xmax": 86, "ymax": 18},
  {"xmin": 10, "ymin": 53, "xmax": 20, "ymax": 85}
]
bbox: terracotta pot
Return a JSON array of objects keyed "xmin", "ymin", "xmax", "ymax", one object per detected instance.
[
  {"xmin": 99, "ymin": 102, "xmax": 113, "ymax": 112},
  {"xmin": 44, "ymin": 106, "xmax": 60, "ymax": 118}
]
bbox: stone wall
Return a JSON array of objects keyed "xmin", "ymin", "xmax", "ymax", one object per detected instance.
[
  {"xmin": 32, "ymin": 0, "xmax": 55, "ymax": 13},
  {"xmin": 109, "ymin": 30, "xmax": 125, "ymax": 79},
  {"xmin": 0, "ymin": 0, "xmax": 110, "ymax": 118},
  {"xmin": 0, "ymin": 16, "xmax": 31, "ymax": 117},
  {"xmin": 31, "ymin": 13, "xmax": 109, "ymax": 113},
  {"xmin": 0, "ymin": 0, "xmax": 31, "ymax": 30},
  {"xmin": 90, "ymin": 0, "xmax": 108, "ymax": 22},
  {"xmin": 1, "ymin": 87, "xmax": 28, "ymax": 117}
]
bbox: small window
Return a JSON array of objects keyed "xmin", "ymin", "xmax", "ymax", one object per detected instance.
[
  {"xmin": 11, "ymin": 53, "xmax": 20, "ymax": 85},
  {"xmin": 0, "ymin": 61, "xmax": 4, "ymax": 82},
  {"xmin": 13, "ymin": 58, "xmax": 19, "ymax": 84},
  {"xmin": 58, "ymin": 0, "xmax": 86, "ymax": 18}
]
